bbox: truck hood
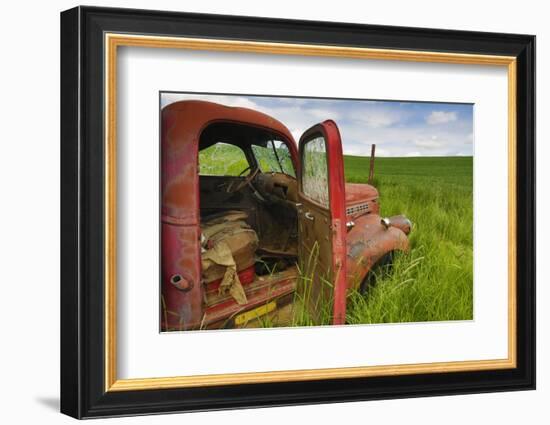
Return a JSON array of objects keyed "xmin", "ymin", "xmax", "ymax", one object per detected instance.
[
  {"xmin": 345, "ymin": 183, "xmax": 378, "ymax": 206},
  {"xmin": 345, "ymin": 183, "xmax": 380, "ymax": 217}
]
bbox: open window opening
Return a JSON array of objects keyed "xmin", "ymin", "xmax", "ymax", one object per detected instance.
[{"xmin": 197, "ymin": 122, "xmax": 299, "ymax": 307}]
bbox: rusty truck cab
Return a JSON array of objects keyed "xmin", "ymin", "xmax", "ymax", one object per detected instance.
[{"xmin": 162, "ymin": 100, "xmax": 410, "ymax": 331}]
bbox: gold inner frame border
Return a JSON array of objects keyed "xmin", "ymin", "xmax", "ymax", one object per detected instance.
[{"xmin": 104, "ymin": 33, "xmax": 517, "ymax": 392}]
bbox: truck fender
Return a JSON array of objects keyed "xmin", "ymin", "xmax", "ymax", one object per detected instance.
[{"xmin": 345, "ymin": 214, "xmax": 410, "ymax": 290}]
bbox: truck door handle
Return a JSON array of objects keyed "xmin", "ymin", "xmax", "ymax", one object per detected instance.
[{"xmin": 304, "ymin": 212, "xmax": 315, "ymax": 221}]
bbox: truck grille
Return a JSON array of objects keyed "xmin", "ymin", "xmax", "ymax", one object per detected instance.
[{"xmin": 346, "ymin": 203, "xmax": 369, "ymax": 215}]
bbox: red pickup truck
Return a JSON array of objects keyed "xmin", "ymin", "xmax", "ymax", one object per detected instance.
[{"xmin": 161, "ymin": 100, "xmax": 411, "ymax": 331}]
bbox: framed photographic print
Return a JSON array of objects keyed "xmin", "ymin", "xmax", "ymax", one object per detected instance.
[{"xmin": 60, "ymin": 6, "xmax": 535, "ymax": 419}]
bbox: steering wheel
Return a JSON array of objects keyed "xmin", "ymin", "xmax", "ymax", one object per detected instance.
[{"xmin": 226, "ymin": 166, "xmax": 260, "ymax": 193}]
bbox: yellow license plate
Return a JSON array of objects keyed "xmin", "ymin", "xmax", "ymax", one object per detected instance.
[{"xmin": 235, "ymin": 301, "xmax": 277, "ymax": 325}]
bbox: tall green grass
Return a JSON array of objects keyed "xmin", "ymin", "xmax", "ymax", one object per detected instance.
[{"xmin": 344, "ymin": 156, "xmax": 473, "ymax": 323}]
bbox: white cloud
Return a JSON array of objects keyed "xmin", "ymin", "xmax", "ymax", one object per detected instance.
[
  {"xmin": 341, "ymin": 122, "xmax": 472, "ymax": 157},
  {"xmin": 413, "ymin": 136, "xmax": 444, "ymax": 149},
  {"xmin": 351, "ymin": 110, "xmax": 401, "ymax": 128},
  {"xmin": 405, "ymin": 151, "xmax": 422, "ymax": 157},
  {"xmin": 344, "ymin": 143, "xmax": 378, "ymax": 156},
  {"xmin": 274, "ymin": 98, "xmax": 309, "ymax": 106},
  {"xmin": 290, "ymin": 128, "xmax": 305, "ymax": 143},
  {"xmin": 308, "ymin": 108, "xmax": 341, "ymax": 121},
  {"xmin": 426, "ymin": 111, "xmax": 457, "ymax": 125}
]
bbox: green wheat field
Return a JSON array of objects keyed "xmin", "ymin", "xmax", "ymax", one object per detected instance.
[{"xmin": 344, "ymin": 155, "xmax": 473, "ymax": 324}]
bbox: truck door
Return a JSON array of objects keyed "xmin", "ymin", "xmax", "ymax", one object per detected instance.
[{"xmin": 297, "ymin": 120, "xmax": 347, "ymax": 325}]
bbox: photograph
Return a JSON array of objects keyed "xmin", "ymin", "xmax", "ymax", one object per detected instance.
[{"xmin": 160, "ymin": 92, "xmax": 474, "ymax": 331}]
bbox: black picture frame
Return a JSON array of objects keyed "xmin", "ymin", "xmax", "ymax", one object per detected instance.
[{"xmin": 60, "ymin": 5, "xmax": 535, "ymax": 419}]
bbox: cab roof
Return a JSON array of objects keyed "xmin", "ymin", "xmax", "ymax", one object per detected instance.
[{"xmin": 162, "ymin": 100, "xmax": 295, "ymax": 145}]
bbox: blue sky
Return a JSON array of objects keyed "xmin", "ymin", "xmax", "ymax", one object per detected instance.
[{"xmin": 161, "ymin": 93, "xmax": 473, "ymax": 157}]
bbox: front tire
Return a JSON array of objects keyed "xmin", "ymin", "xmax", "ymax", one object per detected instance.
[{"xmin": 359, "ymin": 251, "xmax": 394, "ymax": 295}]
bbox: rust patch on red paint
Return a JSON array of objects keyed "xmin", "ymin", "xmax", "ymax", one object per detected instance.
[
  {"xmin": 163, "ymin": 168, "xmax": 198, "ymax": 222},
  {"xmin": 344, "ymin": 213, "xmax": 410, "ymax": 289},
  {"xmin": 345, "ymin": 183, "xmax": 378, "ymax": 204}
]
